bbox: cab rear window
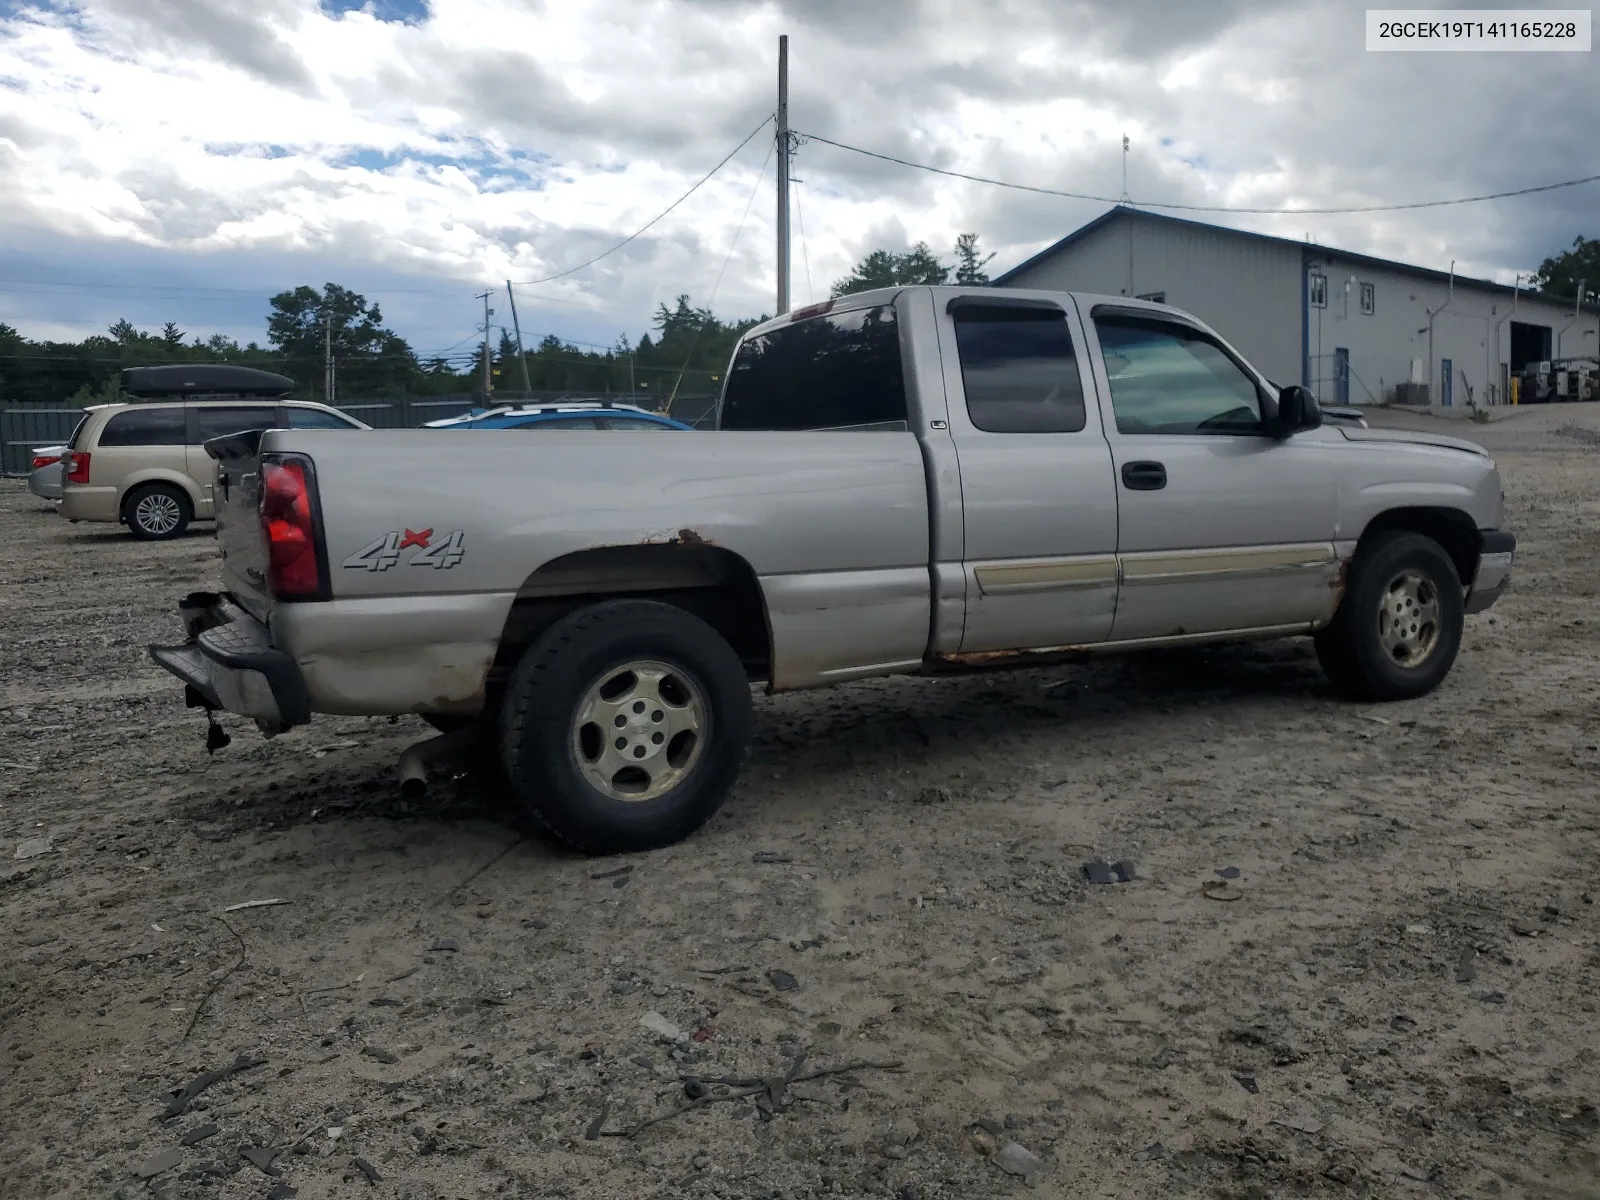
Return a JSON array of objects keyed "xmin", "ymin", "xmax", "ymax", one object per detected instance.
[
  {"xmin": 97, "ymin": 407, "xmax": 185, "ymax": 447},
  {"xmin": 720, "ymin": 304, "xmax": 906, "ymax": 431}
]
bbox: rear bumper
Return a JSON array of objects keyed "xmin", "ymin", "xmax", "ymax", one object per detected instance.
[
  {"xmin": 148, "ymin": 592, "xmax": 311, "ymax": 727},
  {"xmin": 1465, "ymin": 530, "xmax": 1515, "ymax": 615},
  {"xmin": 60, "ymin": 485, "xmax": 120, "ymax": 523},
  {"xmin": 28, "ymin": 469, "xmax": 62, "ymax": 501}
]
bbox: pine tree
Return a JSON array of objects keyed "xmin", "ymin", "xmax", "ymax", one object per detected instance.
[{"xmin": 953, "ymin": 233, "xmax": 995, "ymax": 285}]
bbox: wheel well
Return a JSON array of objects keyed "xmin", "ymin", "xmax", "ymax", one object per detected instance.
[
  {"xmin": 1359, "ymin": 506, "xmax": 1479, "ymax": 583},
  {"xmin": 487, "ymin": 545, "xmax": 773, "ymax": 698}
]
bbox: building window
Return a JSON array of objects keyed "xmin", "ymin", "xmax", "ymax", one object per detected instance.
[
  {"xmin": 1309, "ymin": 273, "xmax": 1327, "ymax": 308},
  {"xmin": 1136, "ymin": 291, "xmax": 1166, "ymax": 303},
  {"xmin": 1360, "ymin": 282, "xmax": 1375, "ymax": 315}
]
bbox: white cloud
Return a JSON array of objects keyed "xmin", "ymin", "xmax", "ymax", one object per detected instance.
[{"xmin": 0, "ymin": 0, "xmax": 1591, "ymax": 349}]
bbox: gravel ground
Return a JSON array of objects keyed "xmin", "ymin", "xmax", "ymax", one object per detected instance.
[{"xmin": 3, "ymin": 406, "xmax": 1599, "ymax": 1200}]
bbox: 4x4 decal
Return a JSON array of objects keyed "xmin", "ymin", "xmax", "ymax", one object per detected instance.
[{"xmin": 342, "ymin": 529, "xmax": 465, "ymax": 571}]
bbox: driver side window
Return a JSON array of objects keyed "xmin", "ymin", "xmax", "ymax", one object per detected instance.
[{"xmin": 1093, "ymin": 314, "xmax": 1266, "ymax": 435}]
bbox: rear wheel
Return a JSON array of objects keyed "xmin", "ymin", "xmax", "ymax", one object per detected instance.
[
  {"xmin": 1314, "ymin": 530, "xmax": 1464, "ymax": 701},
  {"xmin": 124, "ymin": 483, "xmax": 191, "ymax": 541},
  {"xmin": 498, "ymin": 600, "xmax": 753, "ymax": 854}
]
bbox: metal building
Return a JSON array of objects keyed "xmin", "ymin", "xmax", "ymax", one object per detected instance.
[{"xmin": 994, "ymin": 207, "xmax": 1600, "ymax": 406}]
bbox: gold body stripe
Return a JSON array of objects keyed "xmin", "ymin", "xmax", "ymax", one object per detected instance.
[
  {"xmin": 1119, "ymin": 543, "xmax": 1337, "ymax": 585},
  {"xmin": 973, "ymin": 543, "xmax": 1337, "ymax": 594},
  {"xmin": 974, "ymin": 555, "xmax": 1119, "ymax": 595}
]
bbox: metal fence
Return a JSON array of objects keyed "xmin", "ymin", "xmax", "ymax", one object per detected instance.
[
  {"xmin": 334, "ymin": 395, "xmax": 479, "ymax": 430},
  {"xmin": 1, "ymin": 402, "xmax": 85, "ymax": 476},
  {"xmin": 1, "ymin": 391, "xmax": 720, "ymax": 476}
]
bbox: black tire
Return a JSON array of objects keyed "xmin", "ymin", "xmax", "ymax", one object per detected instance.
[
  {"xmin": 124, "ymin": 483, "xmax": 192, "ymax": 540},
  {"xmin": 498, "ymin": 599, "xmax": 754, "ymax": 854},
  {"xmin": 1314, "ymin": 530, "xmax": 1464, "ymax": 701},
  {"xmin": 420, "ymin": 714, "xmax": 477, "ymax": 734}
]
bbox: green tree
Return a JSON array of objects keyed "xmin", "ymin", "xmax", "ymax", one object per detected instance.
[
  {"xmin": 477, "ymin": 329, "xmax": 522, "ymax": 395},
  {"xmin": 830, "ymin": 250, "xmax": 903, "ymax": 296},
  {"xmin": 953, "ymin": 232, "xmax": 995, "ymax": 285},
  {"xmin": 267, "ymin": 283, "xmax": 416, "ymax": 398},
  {"xmin": 651, "ymin": 294, "xmax": 716, "ymax": 356},
  {"xmin": 830, "ymin": 242, "xmax": 952, "ymax": 298},
  {"xmin": 161, "ymin": 321, "xmax": 186, "ymax": 349},
  {"xmin": 67, "ymin": 376, "xmax": 121, "ymax": 407},
  {"xmin": 107, "ymin": 318, "xmax": 145, "ymax": 345},
  {"xmin": 1533, "ymin": 235, "xmax": 1600, "ymax": 304},
  {"xmin": 897, "ymin": 242, "xmax": 950, "ymax": 286}
]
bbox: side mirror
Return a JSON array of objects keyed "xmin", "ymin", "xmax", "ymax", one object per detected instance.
[{"xmin": 1274, "ymin": 385, "xmax": 1322, "ymax": 437}]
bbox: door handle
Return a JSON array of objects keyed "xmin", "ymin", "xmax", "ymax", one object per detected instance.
[{"xmin": 1121, "ymin": 460, "xmax": 1167, "ymax": 490}]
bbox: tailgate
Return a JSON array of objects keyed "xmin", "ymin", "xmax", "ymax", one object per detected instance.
[{"xmin": 208, "ymin": 430, "xmax": 275, "ymax": 621}]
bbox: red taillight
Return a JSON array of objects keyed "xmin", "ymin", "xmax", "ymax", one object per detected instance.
[
  {"xmin": 259, "ymin": 459, "xmax": 323, "ymax": 597},
  {"xmin": 31, "ymin": 454, "xmax": 60, "ymax": 470},
  {"xmin": 66, "ymin": 452, "xmax": 91, "ymax": 484}
]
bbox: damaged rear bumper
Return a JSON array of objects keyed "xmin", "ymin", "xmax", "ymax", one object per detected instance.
[
  {"xmin": 1465, "ymin": 530, "xmax": 1515, "ymax": 615},
  {"xmin": 148, "ymin": 591, "xmax": 311, "ymax": 729}
]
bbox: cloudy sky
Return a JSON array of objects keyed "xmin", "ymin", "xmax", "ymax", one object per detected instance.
[{"xmin": 0, "ymin": 0, "xmax": 1592, "ymax": 358}]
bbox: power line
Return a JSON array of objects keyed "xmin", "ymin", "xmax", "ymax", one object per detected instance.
[
  {"xmin": 796, "ymin": 130, "xmax": 1600, "ymax": 215},
  {"xmin": 667, "ymin": 136, "xmax": 774, "ymax": 411},
  {"xmin": 0, "ymin": 277, "xmax": 481, "ymax": 297},
  {"xmin": 511, "ymin": 114, "xmax": 774, "ymax": 286},
  {"xmin": 793, "ymin": 177, "xmax": 814, "ymax": 305},
  {"xmin": 513, "ymin": 332, "xmax": 620, "ymax": 351},
  {"xmin": 418, "ymin": 330, "xmax": 487, "ymax": 357},
  {"xmin": 0, "ymin": 351, "xmax": 433, "ymax": 364}
]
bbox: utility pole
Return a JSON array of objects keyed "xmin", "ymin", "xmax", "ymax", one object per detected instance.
[
  {"xmin": 505, "ymin": 280, "xmax": 533, "ymax": 396},
  {"xmin": 1121, "ymin": 133, "xmax": 1133, "ymax": 297},
  {"xmin": 323, "ymin": 308, "xmax": 333, "ymax": 404},
  {"xmin": 476, "ymin": 290, "xmax": 494, "ymax": 402},
  {"xmin": 775, "ymin": 34, "xmax": 791, "ymax": 316}
]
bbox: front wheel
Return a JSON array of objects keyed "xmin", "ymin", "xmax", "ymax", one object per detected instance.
[
  {"xmin": 124, "ymin": 483, "xmax": 192, "ymax": 541},
  {"xmin": 498, "ymin": 600, "xmax": 754, "ymax": 854},
  {"xmin": 1314, "ymin": 530, "xmax": 1464, "ymax": 701}
]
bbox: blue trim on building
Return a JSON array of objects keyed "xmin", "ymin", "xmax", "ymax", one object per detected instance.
[{"xmin": 1300, "ymin": 251, "xmax": 1311, "ymax": 388}]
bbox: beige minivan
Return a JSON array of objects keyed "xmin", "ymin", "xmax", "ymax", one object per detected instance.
[{"xmin": 60, "ymin": 383, "xmax": 367, "ymax": 539}]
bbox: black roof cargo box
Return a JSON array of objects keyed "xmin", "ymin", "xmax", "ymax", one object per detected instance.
[{"xmin": 121, "ymin": 364, "xmax": 294, "ymax": 398}]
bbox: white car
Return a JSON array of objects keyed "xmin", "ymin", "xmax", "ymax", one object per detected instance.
[{"xmin": 27, "ymin": 444, "xmax": 68, "ymax": 501}]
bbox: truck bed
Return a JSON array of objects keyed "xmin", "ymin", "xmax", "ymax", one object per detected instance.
[{"xmin": 216, "ymin": 427, "xmax": 937, "ymax": 701}]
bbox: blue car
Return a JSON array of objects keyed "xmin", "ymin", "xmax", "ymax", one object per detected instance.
[{"xmin": 423, "ymin": 402, "xmax": 694, "ymax": 432}]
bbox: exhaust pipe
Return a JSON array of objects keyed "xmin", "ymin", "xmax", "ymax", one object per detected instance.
[{"xmin": 396, "ymin": 724, "xmax": 486, "ymax": 800}]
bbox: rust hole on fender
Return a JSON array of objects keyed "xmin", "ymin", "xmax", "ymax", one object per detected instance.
[{"xmin": 1329, "ymin": 556, "xmax": 1351, "ymax": 598}]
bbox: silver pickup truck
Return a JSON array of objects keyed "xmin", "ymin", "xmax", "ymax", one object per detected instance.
[{"xmin": 151, "ymin": 286, "xmax": 1514, "ymax": 853}]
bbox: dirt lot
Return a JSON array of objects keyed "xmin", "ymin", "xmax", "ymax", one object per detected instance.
[{"xmin": 3, "ymin": 406, "xmax": 1599, "ymax": 1200}]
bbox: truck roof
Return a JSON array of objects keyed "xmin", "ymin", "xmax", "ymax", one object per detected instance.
[{"xmin": 740, "ymin": 286, "xmax": 1190, "ymax": 343}]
